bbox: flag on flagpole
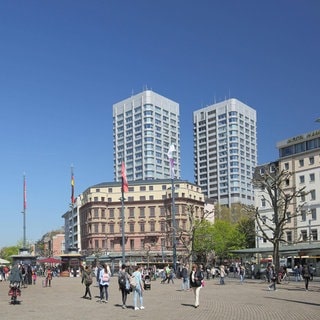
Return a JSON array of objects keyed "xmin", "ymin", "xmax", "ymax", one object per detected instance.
[
  {"xmin": 121, "ymin": 161, "xmax": 129, "ymax": 193},
  {"xmin": 23, "ymin": 175, "xmax": 27, "ymax": 211},
  {"xmin": 71, "ymin": 169, "xmax": 75, "ymax": 204},
  {"xmin": 167, "ymin": 144, "xmax": 175, "ymax": 179}
]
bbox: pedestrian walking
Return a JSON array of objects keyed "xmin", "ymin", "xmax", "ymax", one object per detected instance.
[
  {"xmin": 219, "ymin": 265, "xmax": 226, "ymax": 285},
  {"xmin": 98, "ymin": 263, "xmax": 111, "ymax": 303},
  {"xmin": 118, "ymin": 264, "xmax": 130, "ymax": 309},
  {"xmin": 239, "ymin": 265, "xmax": 245, "ymax": 284},
  {"xmin": 81, "ymin": 266, "xmax": 93, "ymax": 299},
  {"xmin": 167, "ymin": 267, "xmax": 175, "ymax": 284},
  {"xmin": 268, "ymin": 265, "xmax": 277, "ymax": 291},
  {"xmin": 189, "ymin": 264, "xmax": 204, "ymax": 308},
  {"xmin": 32, "ymin": 270, "xmax": 37, "ymax": 285},
  {"xmin": 181, "ymin": 264, "xmax": 190, "ymax": 291},
  {"xmin": 132, "ymin": 265, "xmax": 145, "ymax": 310},
  {"xmin": 302, "ymin": 264, "xmax": 311, "ymax": 291},
  {"xmin": 94, "ymin": 263, "xmax": 101, "ymax": 286},
  {"xmin": 44, "ymin": 267, "xmax": 53, "ymax": 287}
]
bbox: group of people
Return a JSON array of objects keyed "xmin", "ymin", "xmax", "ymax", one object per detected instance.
[
  {"xmin": 80, "ymin": 262, "xmax": 207, "ymax": 310},
  {"xmin": 81, "ymin": 263, "xmax": 145, "ymax": 310},
  {"xmin": 265, "ymin": 263, "xmax": 314, "ymax": 291},
  {"xmin": 80, "ymin": 260, "xmax": 318, "ymax": 310},
  {"xmin": 160, "ymin": 264, "xmax": 175, "ymax": 284}
]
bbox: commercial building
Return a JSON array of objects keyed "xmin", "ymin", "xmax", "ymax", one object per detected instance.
[
  {"xmin": 78, "ymin": 179, "xmax": 205, "ymax": 264},
  {"xmin": 113, "ymin": 90, "xmax": 180, "ymax": 181},
  {"xmin": 193, "ymin": 98, "xmax": 257, "ymax": 206},
  {"xmin": 255, "ymin": 128, "xmax": 320, "ymax": 249},
  {"xmin": 61, "ymin": 196, "xmax": 82, "ymax": 253}
]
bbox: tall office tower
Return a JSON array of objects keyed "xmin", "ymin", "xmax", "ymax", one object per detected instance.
[
  {"xmin": 113, "ymin": 90, "xmax": 180, "ymax": 181},
  {"xmin": 193, "ymin": 98, "xmax": 257, "ymax": 206}
]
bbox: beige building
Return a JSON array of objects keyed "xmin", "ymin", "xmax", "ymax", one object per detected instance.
[
  {"xmin": 277, "ymin": 129, "xmax": 320, "ymax": 244},
  {"xmin": 79, "ymin": 179, "xmax": 205, "ymax": 264},
  {"xmin": 255, "ymin": 129, "xmax": 320, "ymax": 248}
]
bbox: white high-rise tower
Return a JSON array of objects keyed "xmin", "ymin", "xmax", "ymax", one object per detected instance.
[
  {"xmin": 193, "ymin": 98, "xmax": 257, "ymax": 206},
  {"xmin": 113, "ymin": 90, "xmax": 180, "ymax": 181}
]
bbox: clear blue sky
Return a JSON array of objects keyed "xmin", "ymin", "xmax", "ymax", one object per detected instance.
[{"xmin": 0, "ymin": 0, "xmax": 319, "ymax": 248}]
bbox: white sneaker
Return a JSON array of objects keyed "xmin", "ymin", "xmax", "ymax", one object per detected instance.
[
  {"xmin": 134, "ymin": 307, "xmax": 139, "ymax": 310},
  {"xmin": 140, "ymin": 306, "xmax": 145, "ymax": 310}
]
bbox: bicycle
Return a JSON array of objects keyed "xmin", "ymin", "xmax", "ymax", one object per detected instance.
[{"xmin": 279, "ymin": 272, "xmax": 290, "ymax": 284}]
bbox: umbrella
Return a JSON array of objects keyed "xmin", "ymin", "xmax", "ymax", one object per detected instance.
[
  {"xmin": 0, "ymin": 258, "xmax": 10, "ymax": 264},
  {"xmin": 38, "ymin": 257, "xmax": 61, "ymax": 264}
]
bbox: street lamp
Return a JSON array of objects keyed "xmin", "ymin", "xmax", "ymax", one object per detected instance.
[
  {"xmin": 309, "ymin": 219, "xmax": 312, "ymax": 245},
  {"xmin": 165, "ymin": 185, "xmax": 177, "ymax": 271}
]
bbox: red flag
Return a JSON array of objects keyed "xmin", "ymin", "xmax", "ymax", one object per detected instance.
[
  {"xmin": 23, "ymin": 175, "xmax": 27, "ymax": 211},
  {"xmin": 71, "ymin": 171, "xmax": 75, "ymax": 204},
  {"xmin": 121, "ymin": 161, "xmax": 129, "ymax": 193}
]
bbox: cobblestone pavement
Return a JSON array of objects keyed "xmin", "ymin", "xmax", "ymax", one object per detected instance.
[{"xmin": 0, "ymin": 276, "xmax": 320, "ymax": 320}]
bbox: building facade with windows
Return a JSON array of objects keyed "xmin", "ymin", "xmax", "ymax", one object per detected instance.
[
  {"xmin": 61, "ymin": 196, "xmax": 82, "ymax": 253},
  {"xmin": 255, "ymin": 129, "xmax": 320, "ymax": 248},
  {"xmin": 78, "ymin": 179, "xmax": 205, "ymax": 264},
  {"xmin": 193, "ymin": 98, "xmax": 257, "ymax": 206},
  {"xmin": 113, "ymin": 90, "xmax": 180, "ymax": 181}
]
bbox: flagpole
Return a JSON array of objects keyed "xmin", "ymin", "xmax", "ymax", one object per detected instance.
[
  {"xmin": 171, "ymin": 178, "xmax": 177, "ymax": 271},
  {"xmin": 120, "ymin": 160, "xmax": 128, "ymax": 264},
  {"xmin": 121, "ymin": 186, "xmax": 125, "ymax": 264},
  {"xmin": 167, "ymin": 144, "xmax": 177, "ymax": 271},
  {"xmin": 70, "ymin": 166, "xmax": 75, "ymax": 251},
  {"xmin": 22, "ymin": 174, "xmax": 27, "ymax": 249}
]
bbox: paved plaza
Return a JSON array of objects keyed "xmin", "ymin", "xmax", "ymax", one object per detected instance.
[{"xmin": 0, "ymin": 275, "xmax": 319, "ymax": 320}]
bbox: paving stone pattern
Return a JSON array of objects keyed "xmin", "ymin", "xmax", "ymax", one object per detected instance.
[{"xmin": 0, "ymin": 276, "xmax": 319, "ymax": 320}]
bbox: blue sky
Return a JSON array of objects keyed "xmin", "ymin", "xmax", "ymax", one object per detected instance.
[{"xmin": 0, "ymin": 0, "xmax": 319, "ymax": 248}]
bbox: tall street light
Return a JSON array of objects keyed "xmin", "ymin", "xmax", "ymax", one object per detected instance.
[{"xmin": 167, "ymin": 144, "xmax": 176, "ymax": 271}]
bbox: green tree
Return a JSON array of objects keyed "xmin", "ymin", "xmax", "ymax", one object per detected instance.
[
  {"xmin": 0, "ymin": 246, "xmax": 19, "ymax": 262},
  {"xmin": 193, "ymin": 220, "xmax": 215, "ymax": 264},
  {"xmin": 215, "ymin": 203, "xmax": 254, "ymax": 224},
  {"xmin": 176, "ymin": 204, "xmax": 213, "ymax": 266},
  {"xmin": 211, "ymin": 220, "xmax": 245, "ymax": 263},
  {"xmin": 237, "ymin": 216, "xmax": 256, "ymax": 248}
]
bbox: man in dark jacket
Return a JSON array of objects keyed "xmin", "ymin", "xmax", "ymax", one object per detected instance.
[
  {"xmin": 9, "ymin": 263, "xmax": 23, "ymax": 284},
  {"xmin": 181, "ymin": 264, "xmax": 189, "ymax": 291},
  {"xmin": 302, "ymin": 264, "xmax": 311, "ymax": 291}
]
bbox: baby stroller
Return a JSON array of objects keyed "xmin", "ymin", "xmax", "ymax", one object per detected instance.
[
  {"xmin": 143, "ymin": 275, "xmax": 151, "ymax": 290},
  {"xmin": 8, "ymin": 282, "xmax": 21, "ymax": 305}
]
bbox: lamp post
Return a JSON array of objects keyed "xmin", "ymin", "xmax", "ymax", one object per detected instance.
[
  {"xmin": 120, "ymin": 193, "xmax": 126, "ymax": 264},
  {"xmin": 167, "ymin": 144, "xmax": 176, "ymax": 271},
  {"xmin": 309, "ymin": 219, "xmax": 312, "ymax": 244},
  {"xmin": 171, "ymin": 180, "xmax": 177, "ymax": 272}
]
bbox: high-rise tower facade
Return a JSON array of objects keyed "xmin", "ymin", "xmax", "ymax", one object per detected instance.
[
  {"xmin": 113, "ymin": 90, "xmax": 180, "ymax": 181},
  {"xmin": 193, "ymin": 98, "xmax": 257, "ymax": 206}
]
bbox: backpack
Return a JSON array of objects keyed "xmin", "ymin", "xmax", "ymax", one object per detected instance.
[
  {"xmin": 85, "ymin": 272, "xmax": 93, "ymax": 285},
  {"xmin": 102, "ymin": 272, "xmax": 110, "ymax": 282},
  {"xmin": 129, "ymin": 275, "xmax": 137, "ymax": 289},
  {"xmin": 118, "ymin": 272, "xmax": 126, "ymax": 289}
]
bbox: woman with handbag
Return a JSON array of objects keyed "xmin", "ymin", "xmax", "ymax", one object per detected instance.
[{"xmin": 189, "ymin": 264, "xmax": 203, "ymax": 308}]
